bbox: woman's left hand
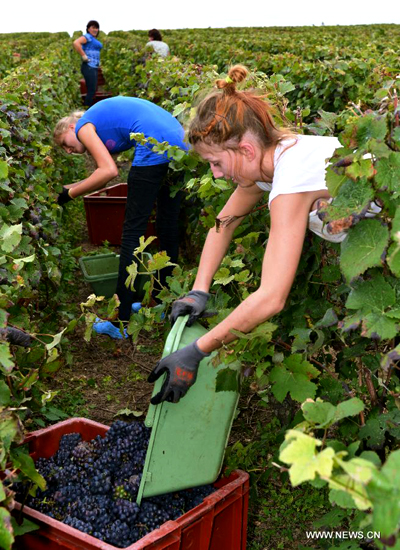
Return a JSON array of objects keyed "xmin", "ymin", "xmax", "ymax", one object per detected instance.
[
  {"xmin": 57, "ymin": 187, "xmax": 73, "ymax": 206},
  {"xmin": 148, "ymin": 340, "xmax": 210, "ymax": 404}
]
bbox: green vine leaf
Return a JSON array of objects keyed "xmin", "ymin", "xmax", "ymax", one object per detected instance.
[
  {"xmin": 344, "ymin": 271, "xmax": 397, "ymax": 339},
  {"xmin": 270, "ymin": 355, "xmax": 320, "ymax": 403},
  {"xmin": 375, "ymin": 152, "xmax": 400, "ymax": 197},
  {"xmin": 302, "ymin": 398, "xmax": 364, "ymax": 429},
  {"xmin": 0, "ymin": 507, "xmax": 14, "ymax": 550},
  {"xmin": 215, "ymin": 366, "xmax": 240, "ymax": 392},
  {"xmin": 340, "ymin": 219, "xmax": 389, "ymax": 281},
  {"xmin": 279, "ymin": 430, "xmax": 335, "ymax": 486},
  {"xmin": 0, "ymin": 223, "xmax": 22, "ymax": 253}
]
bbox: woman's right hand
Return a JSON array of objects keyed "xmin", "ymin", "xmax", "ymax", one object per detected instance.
[
  {"xmin": 81, "ymin": 54, "xmax": 89, "ymax": 62},
  {"xmin": 170, "ymin": 290, "xmax": 210, "ymax": 327}
]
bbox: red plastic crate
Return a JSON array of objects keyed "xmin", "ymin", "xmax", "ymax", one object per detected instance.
[
  {"xmin": 83, "ymin": 183, "xmax": 156, "ymax": 246},
  {"xmin": 13, "ymin": 418, "xmax": 249, "ymax": 550}
]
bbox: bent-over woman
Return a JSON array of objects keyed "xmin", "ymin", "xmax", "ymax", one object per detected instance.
[{"xmin": 54, "ymin": 96, "xmax": 187, "ymax": 338}]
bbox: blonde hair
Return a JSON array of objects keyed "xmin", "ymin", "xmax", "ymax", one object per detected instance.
[{"xmin": 53, "ymin": 111, "xmax": 85, "ymax": 143}]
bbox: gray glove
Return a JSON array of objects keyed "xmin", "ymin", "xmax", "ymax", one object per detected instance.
[
  {"xmin": 170, "ymin": 290, "xmax": 210, "ymax": 327},
  {"xmin": 0, "ymin": 327, "xmax": 31, "ymax": 347},
  {"xmin": 148, "ymin": 340, "xmax": 210, "ymax": 404}
]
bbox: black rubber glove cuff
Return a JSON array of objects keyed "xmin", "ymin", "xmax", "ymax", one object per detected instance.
[{"xmin": 57, "ymin": 187, "xmax": 73, "ymax": 206}]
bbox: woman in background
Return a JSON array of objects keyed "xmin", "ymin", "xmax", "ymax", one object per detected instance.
[
  {"xmin": 53, "ymin": 96, "xmax": 187, "ymax": 338},
  {"xmin": 73, "ymin": 20, "xmax": 103, "ymax": 107},
  {"xmin": 145, "ymin": 29, "xmax": 170, "ymax": 58}
]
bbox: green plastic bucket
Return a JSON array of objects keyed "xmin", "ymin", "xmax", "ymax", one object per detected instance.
[
  {"xmin": 137, "ymin": 315, "xmax": 241, "ymax": 504},
  {"xmin": 79, "ymin": 252, "xmax": 152, "ymax": 299}
]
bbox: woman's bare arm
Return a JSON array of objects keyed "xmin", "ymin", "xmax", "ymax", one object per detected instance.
[
  {"xmin": 66, "ymin": 124, "xmax": 119, "ymax": 198},
  {"xmin": 196, "ymin": 191, "xmax": 318, "ymax": 353},
  {"xmin": 193, "ymin": 183, "xmax": 265, "ymax": 292}
]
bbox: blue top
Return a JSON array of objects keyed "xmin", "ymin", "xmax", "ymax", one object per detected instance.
[
  {"xmin": 75, "ymin": 96, "xmax": 188, "ymax": 166},
  {"xmin": 82, "ymin": 33, "xmax": 103, "ymax": 69}
]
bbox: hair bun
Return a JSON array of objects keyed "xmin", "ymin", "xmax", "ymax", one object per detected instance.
[
  {"xmin": 228, "ymin": 65, "xmax": 248, "ymax": 83},
  {"xmin": 215, "ymin": 64, "xmax": 248, "ymax": 92}
]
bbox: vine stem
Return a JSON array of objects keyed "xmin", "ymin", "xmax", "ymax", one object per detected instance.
[{"xmin": 357, "ymin": 358, "xmax": 365, "ymax": 426}]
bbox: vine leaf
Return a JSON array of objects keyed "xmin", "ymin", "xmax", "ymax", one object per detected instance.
[
  {"xmin": 11, "ymin": 449, "xmax": 46, "ymax": 490},
  {"xmin": 270, "ymin": 355, "xmax": 320, "ymax": 403},
  {"xmin": 344, "ymin": 271, "xmax": 397, "ymax": 339},
  {"xmin": 11, "ymin": 517, "xmax": 39, "ymax": 537},
  {"xmin": 0, "ymin": 508, "xmax": 14, "ymax": 550},
  {"xmin": 375, "ymin": 152, "xmax": 400, "ymax": 197},
  {"xmin": 355, "ymin": 114, "xmax": 387, "ymax": 146},
  {"xmin": 302, "ymin": 398, "xmax": 364, "ymax": 429},
  {"xmin": 230, "ymin": 321, "xmax": 277, "ymax": 342},
  {"xmin": 279, "ymin": 430, "xmax": 334, "ymax": 486},
  {"xmin": 0, "ymin": 160, "xmax": 8, "ymax": 180},
  {"xmin": 322, "ymin": 177, "xmax": 373, "ymax": 221},
  {"xmin": 359, "ymin": 410, "xmax": 400, "ymax": 449},
  {"xmin": 367, "ymin": 450, "xmax": 400, "ymax": 537},
  {"xmin": 0, "ymin": 223, "xmax": 22, "ymax": 254},
  {"xmin": 329, "ymin": 475, "xmax": 370, "ymax": 510},
  {"xmin": 215, "ymin": 366, "xmax": 240, "ymax": 392},
  {"xmin": 340, "ymin": 219, "xmax": 389, "ymax": 281},
  {"xmin": 0, "ymin": 343, "xmax": 14, "ymax": 373}
]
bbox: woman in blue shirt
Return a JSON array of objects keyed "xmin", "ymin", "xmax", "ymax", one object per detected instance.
[
  {"xmin": 53, "ymin": 96, "xmax": 187, "ymax": 338},
  {"xmin": 73, "ymin": 20, "xmax": 103, "ymax": 107}
]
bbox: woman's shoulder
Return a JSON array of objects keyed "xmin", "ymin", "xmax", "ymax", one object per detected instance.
[{"xmin": 277, "ymin": 134, "xmax": 340, "ymax": 159}]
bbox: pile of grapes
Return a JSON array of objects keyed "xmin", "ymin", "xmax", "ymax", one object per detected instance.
[{"xmin": 17, "ymin": 421, "xmax": 215, "ymax": 548}]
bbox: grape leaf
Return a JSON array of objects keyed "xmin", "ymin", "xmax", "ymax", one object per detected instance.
[
  {"xmin": 302, "ymin": 398, "xmax": 364, "ymax": 428},
  {"xmin": 356, "ymin": 114, "xmax": 387, "ymax": 146},
  {"xmin": 325, "ymin": 167, "xmax": 349, "ymax": 197},
  {"xmin": 216, "ymin": 366, "xmax": 240, "ymax": 392},
  {"xmin": 388, "ymin": 242, "xmax": 400, "ymax": 277},
  {"xmin": 340, "ymin": 219, "xmax": 389, "ymax": 281},
  {"xmin": 0, "ymin": 508, "xmax": 13, "ymax": 550},
  {"xmin": 345, "ymin": 272, "xmax": 397, "ymax": 339},
  {"xmin": 329, "ymin": 474, "xmax": 371, "ymax": 510},
  {"xmin": 0, "ymin": 343, "xmax": 14, "ymax": 373},
  {"xmin": 270, "ymin": 355, "xmax": 320, "ymax": 403},
  {"xmin": 322, "ymin": 177, "xmax": 374, "ymax": 221},
  {"xmin": 279, "ymin": 430, "xmax": 334, "ymax": 486},
  {"xmin": 375, "ymin": 152, "xmax": 400, "ymax": 196},
  {"xmin": 11, "ymin": 517, "xmax": 39, "ymax": 537},
  {"xmin": 0, "ymin": 161, "xmax": 8, "ymax": 180},
  {"xmin": 10, "ymin": 449, "xmax": 46, "ymax": 490},
  {"xmin": 367, "ymin": 456, "xmax": 400, "ymax": 538},
  {"xmin": 0, "ymin": 223, "xmax": 22, "ymax": 253},
  {"xmin": 0, "ymin": 380, "xmax": 10, "ymax": 407}
]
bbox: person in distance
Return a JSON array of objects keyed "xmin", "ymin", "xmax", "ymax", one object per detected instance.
[
  {"xmin": 147, "ymin": 64, "xmax": 381, "ymax": 405},
  {"xmin": 73, "ymin": 20, "xmax": 103, "ymax": 107},
  {"xmin": 145, "ymin": 29, "xmax": 170, "ymax": 58},
  {"xmin": 53, "ymin": 96, "xmax": 187, "ymax": 338}
]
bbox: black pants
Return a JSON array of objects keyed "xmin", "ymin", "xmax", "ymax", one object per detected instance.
[
  {"xmin": 81, "ymin": 63, "xmax": 98, "ymax": 107},
  {"xmin": 116, "ymin": 163, "xmax": 182, "ymax": 321}
]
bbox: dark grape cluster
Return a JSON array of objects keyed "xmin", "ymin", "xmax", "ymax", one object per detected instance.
[{"xmin": 15, "ymin": 420, "xmax": 215, "ymax": 548}]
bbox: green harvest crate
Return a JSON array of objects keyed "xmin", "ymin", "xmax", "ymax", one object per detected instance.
[
  {"xmin": 79, "ymin": 252, "xmax": 152, "ymax": 299},
  {"xmin": 137, "ymin": 315, "xmax": 241, "ymax": 504}
]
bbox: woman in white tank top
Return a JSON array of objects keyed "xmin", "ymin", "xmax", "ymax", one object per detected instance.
[{"xmin": 147, "ymin": 64, "xmax": 379, "ymax": 405}]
